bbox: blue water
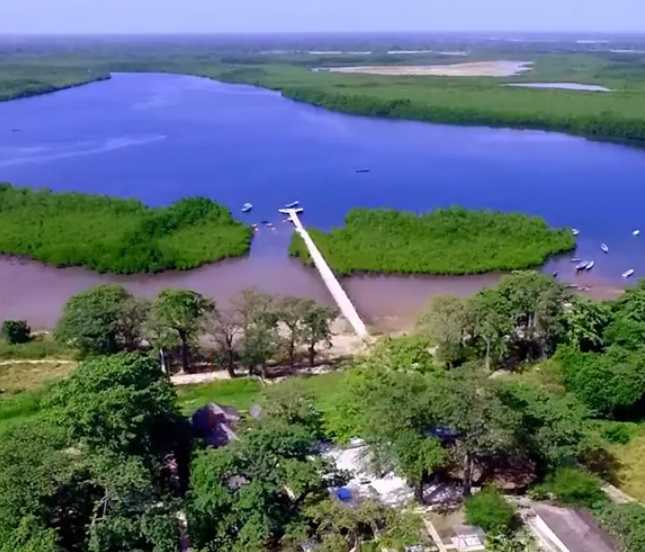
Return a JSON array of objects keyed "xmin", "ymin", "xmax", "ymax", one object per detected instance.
[{"xmin": 1, "ymin": 72, "xmax": 645, "ymax": 282}]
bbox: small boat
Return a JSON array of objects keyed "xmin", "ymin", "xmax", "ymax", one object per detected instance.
[
  {"xmin": 571, "ymin": 258, "xmax": 582, "ymax": 262},
  {"xmin": 572, "ymin": 228, "xmax": 580, "ymax": 236},
  {"xmin": 585, "ymin": 261, "xmax": 595, "ymax": 270},
  {"xmin": 260, "ymin": 220, "xmax": 270, "ymax": 224},
  {"xmin": 284, "ymin": 201, "xmax": 299, "ymax": 209},
  {"xmin": 601, "ymin": 243, "xmax": 609, "ymax": 253},
  {"xmin": 241, "ymin": 203, "xmax": 253, "ymax": 213},
  {"xmin": 622, "ymin": 269, "xmax": 635, "ymax": 278},
  {"xmin": 251, "ymin": 223, "xmax": 259, "ymax": 228},
  {"xmin": 634, "ymin": 230, "xmax": 641, "ymax": 236},
  {"xmin": 552, "ymin": 271, "xmax": 558, "ymax": 278},
  {"xmin": 575, "ymin": 261, "xmax": 588, "ymax": 271},
  {"xmin": 355, "ymin": 168, "xmax": 370, "ymax": 174},
  {"xmin": 10, "ymin": 129, "xmax": 20, "ymax": 133},
  {"xmin": 265, "ymin": 222, "xmax": 274, "ymax": 227}
]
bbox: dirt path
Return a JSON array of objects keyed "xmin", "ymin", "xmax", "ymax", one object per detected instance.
[{"xmin": 0, "ymin": 358, "xmax": 75, "ymax": 366}]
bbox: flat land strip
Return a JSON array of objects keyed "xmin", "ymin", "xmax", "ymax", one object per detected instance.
[{"xmin": 326, "ymin": 60, "xmax": 533, "ymax": 77}]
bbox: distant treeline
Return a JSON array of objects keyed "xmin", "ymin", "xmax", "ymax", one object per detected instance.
[
  {"xmin": 282, "ymin": 87, "xmax": 645, "ymax": 144},
  {"xmin": 0, "ymin": 184, "xmax": 252, "ymax": 273},
  {"xmin": 289, "ymin": 207, "xmax": 575, "ymax": 275}
]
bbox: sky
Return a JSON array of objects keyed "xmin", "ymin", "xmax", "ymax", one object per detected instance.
[{"xmin": 1, "ymin": 0, "xmax": 644, "ymax": 34}]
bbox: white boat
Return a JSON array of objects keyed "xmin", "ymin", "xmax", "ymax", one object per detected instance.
[
  {"xmin": 601, "ymin": 243, "xmax": 609, "ymax": 253},
  {"xmin": 572, "ymin": 228, "xmax": 580, "ymax": 236},
  {"xmin": 575, "ymin": 261, "xmax": 588, "ymax": 271},
  {"xmin": 571, "ymin": 258, "xmax": 582, "ymax": 262},
  {"xmin": 622, "ymin": 269, "xmax": 635, "ymax": 278},
  {"xmin": 284, "ymin": 201, "xmax": 300, "ymax": 208},
  {"xmin": 634, "ymin": 230, "xmax": 641, "ymax": 236},
  {"xmin": 241, "ymin": 203, "xmax": 253, "ymax": 213},
  {"xmin": 585, "ymin": 261, "xmax": 595, "ymax": 270}
]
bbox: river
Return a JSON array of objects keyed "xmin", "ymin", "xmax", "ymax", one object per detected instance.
[{"xmin": 0, "ymin": 73, "xmax": 640, "ymax": 329}]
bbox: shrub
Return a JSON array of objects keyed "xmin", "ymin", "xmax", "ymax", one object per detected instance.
[
  {"xmin": 537, "ymin": 466, "xmax": 606, "ymax": 508},
  {"xmin": 1, "ymin": 321, "xmax": 31, "ymax": 345},
  {"xmin": 465, "ymin": 488, "xmax": 516, "ymax": 535},
  {"xmin": 599, "ymin": 421, "xmax": 639, "ymax": 445}
]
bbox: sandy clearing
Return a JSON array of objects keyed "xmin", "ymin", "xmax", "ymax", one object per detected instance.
[{"xmin": 323, "ymin": 60, "xmax": 533, "ymax": 77}]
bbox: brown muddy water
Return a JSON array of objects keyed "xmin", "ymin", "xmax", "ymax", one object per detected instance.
[{"xmin": 0, "ymin": 254, "xmax": 624, "ymax": 333}]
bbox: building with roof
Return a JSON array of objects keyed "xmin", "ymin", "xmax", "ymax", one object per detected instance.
[{"xmin": 530, "ymin": 503, "xmax": 618, "ymax": 552}]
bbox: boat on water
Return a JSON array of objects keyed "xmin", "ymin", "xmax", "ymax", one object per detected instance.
[
  {"xmin": 571, "ymin": 228, "xmax": 580, "ymax": 236},
  {"xmin": 622, "ymin": 269, "xmax": 635, "ymax": 278},
  {"xmin": 284, "ymin": 201, "xmax": 299, "ymax": 209},
  {"xmin": 571, "ymin": 258, "xmax": 582, "ymax": 262},
  {"xmin": 575, "ymin": 261, "xmax": 589, "ymax": 271},
  {"xmin": 585, "ymin": 261, "xmax": 595, "ymax": 270},
  {"xmin": 634, "ymin": 230, "xmax": 641, "ymax": 236},
  {"xmin": 355, "ymin": 168, "xmax": 370, "ymax": 174},
  {"xmin": 241, "ymin": 203, "xmax": 253, "ymax": 213},
  {"xmin": 601, "ymin": 243, "xmax": 609, "ymax": 253}
]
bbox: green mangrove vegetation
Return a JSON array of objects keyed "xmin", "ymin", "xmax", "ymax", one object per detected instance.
[
  {"xmin": 289, "ymin": 207, "xmax": 575, "ymax": 275},
  {"xmin": 0, "ymin": 184, "xmax": 252, "ymax": 273}
]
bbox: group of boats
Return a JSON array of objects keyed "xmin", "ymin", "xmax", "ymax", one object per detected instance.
[
  {"xmin": 570, "ymin": 228, "xmax": 637, "ymax": 278},
  {"xmin": 241, "ymin": 200, "xmax": 299, "ymax": 214},
  {"xmin": 244, "ymin": 200, "xmax": 301, "ymax": 233}
]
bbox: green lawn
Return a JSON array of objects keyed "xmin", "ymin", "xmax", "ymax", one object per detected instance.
[
  {"xmin": 609, "ymin": 428, "xmax": 645, "ymax": 502},
  {"xmin": 175, "ymin": 371, "xmax": 347, "ymax": 415}
]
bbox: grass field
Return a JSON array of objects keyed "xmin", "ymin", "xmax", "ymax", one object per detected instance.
[
  {"xmin": 609, "ymin": 428, "xmax": 645, "ymax": 502},
  {"xmin": 175, "ymin": 371, "xmax": 347, "ymax": 415}
]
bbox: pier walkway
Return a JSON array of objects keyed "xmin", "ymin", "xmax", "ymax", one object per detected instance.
[{"xmin": 280, "ymin": 208, "xmax": 369, "ymax": 338}]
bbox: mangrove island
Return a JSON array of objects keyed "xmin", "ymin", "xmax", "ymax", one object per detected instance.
[
  {"xmin": 289, "ymin": 207, "xmax": 575, "ymax": 275},
  {"xmin": 0, "ymin": 184, "xmax": 252, "ymax": 273}
]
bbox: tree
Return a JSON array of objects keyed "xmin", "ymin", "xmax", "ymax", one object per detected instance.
[
  {"xmin": 300, "ymin": 303, "xmax": 335, "ymax": 367},
  {"xmin": 417, "ymin": 294, "xmax": 471, "ymax": 366},
  {"xmin": 494, "ymin": 271, "xmax": 570, "ymax": 360},
  {"xmin": 239, "ymin": 321, "xmax": 280, "ymax": 378},
  {"xmin": 470, "ymin": 289, "xmax": 513, "ymax": 370},
  {"xmin": 430, "ymin": 364, "xmax": 520, "ymax": 496},
  {"xmin": 276, "ymin": 295, "xmax": 312, "ymax": 373},
  {"xmin": 465, "ymin": 487, "xmax": 516, "ymax": 535},
  {"xmin": 563, "ymin": 298, "xmax": 612, "ymax": 352},
  {"xmin": 207, "ymin": 306, "xmax": 243, "ymax": 378},
  {"xmin": 498, "ymin": 382, "xmax": 592, "ymax": 473},
  {"xmin": 54, "ymin": 285, "xmax": 147, "ymax": 356},
  {"xmin": 1, "ymin": 320, "xmax": 31, "ymax": 344},
  {"xmin": 46, "ymin": 354, "xmax": 184, "ymax": 459},
  {"xmin": 149, "ymin": 289, "xmax": 214, "ymax": 373},
  {"xmin": 188, "ymin": 391, "xmax": 343, "ymax": 552}
]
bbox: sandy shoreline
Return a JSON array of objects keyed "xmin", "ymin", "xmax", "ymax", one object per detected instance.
[{"xmin": 322, "ymin": 60, "xmax": 533, "ymax": 77}]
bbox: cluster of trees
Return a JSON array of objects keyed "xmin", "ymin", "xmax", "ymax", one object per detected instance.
[
  {"xmin": 0, "ymin": 185, "xmax": 252, "ymax": 273},
  {"xmin": 290, "ymin": 207, "xmax": 575, "ymax": 276},
  {"xmin": 0, "ymin": 353, "xmax": 426, "ymax": 552},
  {"xmin": 54, "ymin": 284, "xmax": 336, "ymax": 376}
]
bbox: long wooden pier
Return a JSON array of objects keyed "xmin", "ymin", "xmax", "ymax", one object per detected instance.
[{"xmin": 280, "ymin": 208, "xmax": 369, "ymax": 338}]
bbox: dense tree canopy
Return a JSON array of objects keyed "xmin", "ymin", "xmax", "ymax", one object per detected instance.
[
  {"xmin": 0, "ymin": 185, "xmax": 252, "ymax": 274},
  {"xmin": 290, "ymin": 208, "xmax": 575, "ymax": 276}
]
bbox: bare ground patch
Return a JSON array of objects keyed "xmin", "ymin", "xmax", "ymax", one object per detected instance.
[{"xmin": 325, "ymin": 60, "xmax": 533, "ymax": 77}]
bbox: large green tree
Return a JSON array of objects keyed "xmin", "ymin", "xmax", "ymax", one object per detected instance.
[
  {"xmin": 55, "ymin": 284, "xmax": 148, "ymax": 356},
  {"xmin": 149, "ymin": 289, "xmax": 214, "ymax": 373}
]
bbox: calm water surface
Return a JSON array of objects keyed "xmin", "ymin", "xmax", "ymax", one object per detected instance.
[{"xmin": 0, "ymin": 73, "xmax": 642, "ymax": 328}]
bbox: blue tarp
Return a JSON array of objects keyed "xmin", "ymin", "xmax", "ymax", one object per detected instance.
[{"xmin": 336, "ymin": 488, "xmax": 352, "ymax": 501}]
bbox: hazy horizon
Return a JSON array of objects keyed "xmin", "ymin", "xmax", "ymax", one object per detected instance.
[{"xmin": 2, "ymin": 0, "xmax": 645, "ymax": 35}]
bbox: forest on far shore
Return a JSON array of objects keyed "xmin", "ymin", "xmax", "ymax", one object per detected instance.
[{"xmin": 290, "ymin": 207, "xmax": 575, "ymax": 275}]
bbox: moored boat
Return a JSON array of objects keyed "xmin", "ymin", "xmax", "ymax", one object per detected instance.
[
  {"xmin": 571, "ymin": 228, "xmax": 580, "ymax": 236},
  {"xmin": 241, "ymin": 202, "xmax": 253, "ymax": 213},
  {"xmin": 284, "ymin": 201, "xmax": 300, "ymax": 208},
  {"xmin": 634, "ymin": 230, "xmax": 641, "ymax": 236},
  {"xmin": 575, "ymin": 261, "xmax": 588, "ymax": 271},
  {"xmin": 622, "ymin": 269, "xmax": 635, "ymax": 278},
  {"xmin": 571, "ymin": 258, "xmax": 582, "ymax": 262},
  {"xmin": 355, "ymin": 168, "xmax": 370, "ymax": 173},
  {"xmin": 585, "ymin": 261, "xmax": 595, "ymax": 270},
  {"xmin": 601, "ymin": 243, "xmax": 609, "ymax": 253}
]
